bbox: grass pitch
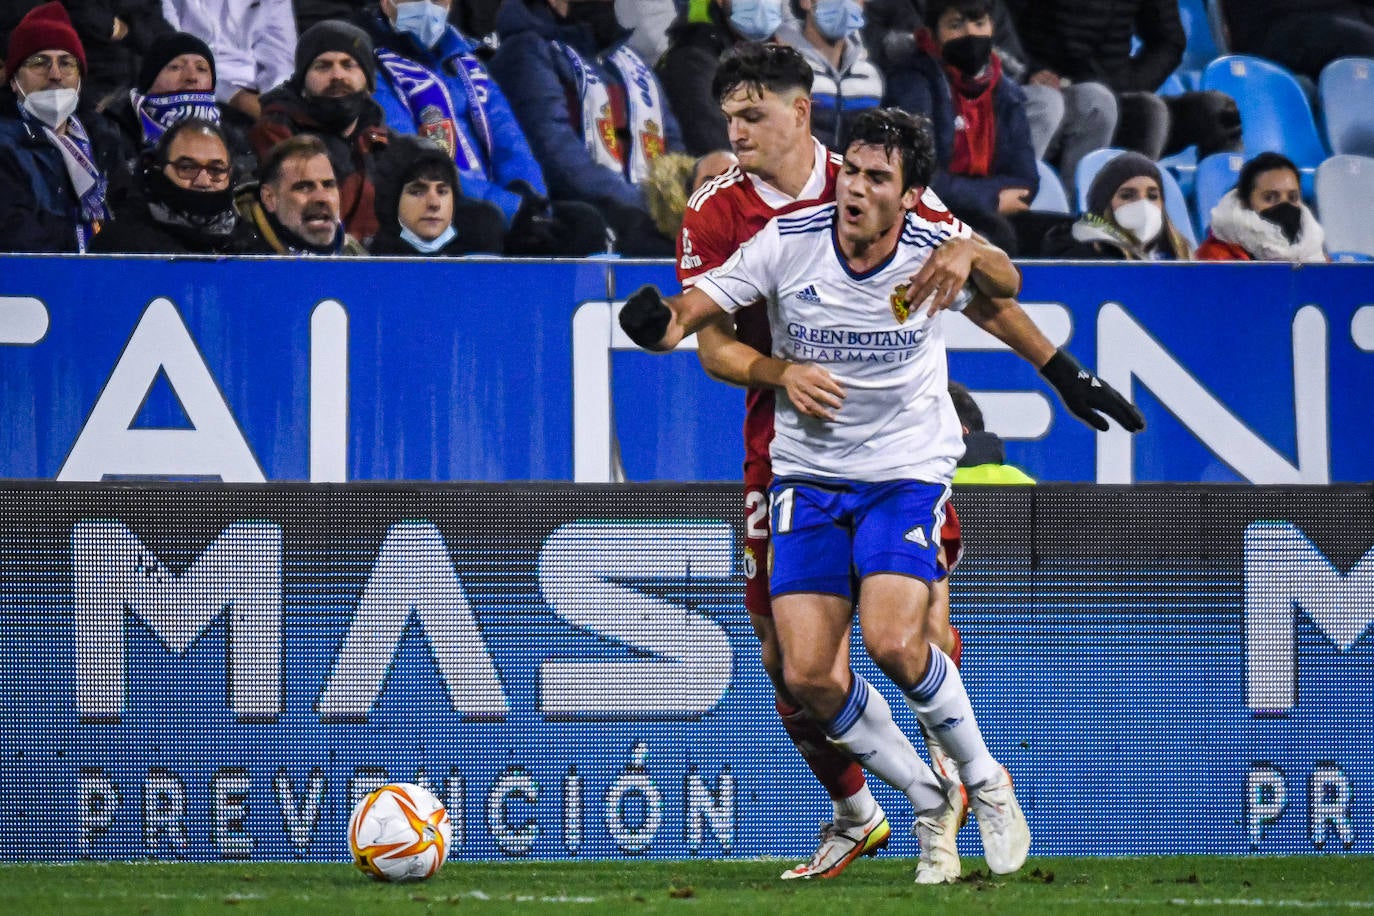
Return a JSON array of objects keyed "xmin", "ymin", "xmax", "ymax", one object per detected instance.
[{"xmin": 2, "ymin": 857, "xmax": 1372, "ymax": 915}]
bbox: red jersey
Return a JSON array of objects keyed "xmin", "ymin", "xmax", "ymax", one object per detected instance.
[{"xmin": 676, "ymin": 139, "xmax": 842, "ymax": 481}]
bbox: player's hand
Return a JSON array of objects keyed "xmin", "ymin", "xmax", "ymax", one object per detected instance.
[
  {"xmin": 781, "ymin": 362, "xmax": 846, "ymax": 420},
  {"xmin": 618, "ymin": 285, "xmax": 673, "ymax": 350},
  {"xmin": 1040, "ymin": 348, "xmax": 1145, "ymax": 432},
  {"xmin": 906, "ymin": 236, "xmax": 977, "ymax": 316}
]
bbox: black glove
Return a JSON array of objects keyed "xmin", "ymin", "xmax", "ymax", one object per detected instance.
[
  {"xmin": 618, "ymin": 285, "xmax": 672, "ymax": 350},
  {"xmin": 1040, "ymin": 349, "xmax": 1145, "ymax": 432}
]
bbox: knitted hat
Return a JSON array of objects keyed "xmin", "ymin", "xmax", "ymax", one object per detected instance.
[
  {"xmin": 1086, "ymin": 151, "xmax": 1163, "ymax": 217},
  {"xmin": 137, "ymin": 31, "xmax": 216, "ymax": 94},
  {"xmin": 6, "ymin": 2, "xmax": 86, "ymax": 79},
  {"xmin": 293, "ymin": 20, "xmax": 375, "ymax": 92}
]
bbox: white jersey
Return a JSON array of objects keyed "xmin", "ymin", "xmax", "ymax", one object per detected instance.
[{"xmin": 694, "ymin": 202, "xmax": 973, "ymax": 483}]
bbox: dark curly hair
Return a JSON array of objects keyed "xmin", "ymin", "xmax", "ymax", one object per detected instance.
[
  {"xmin": 841, "ymin": 107, "xmax": 937, "ymax": 192},
  {"xmin": 711, "ymin": 41, "xmax": 813, "ymax": 104}
]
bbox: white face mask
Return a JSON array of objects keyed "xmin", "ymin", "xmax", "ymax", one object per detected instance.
[
  {"xmin": 1113, "ymin": 198, "xmax": 1163, "ymax": 246},
  {"xmin": 394, "ymin": 0, "xmax": 449, "ymax": 50},
  {"xmin": 15, "ymin": 84, "xmax": 79, "ymax": 129}
]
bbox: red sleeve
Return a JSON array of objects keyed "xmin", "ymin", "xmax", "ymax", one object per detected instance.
[{"xmin": 676, "ymin": 197, "xmax": 740, "ymax": 286}]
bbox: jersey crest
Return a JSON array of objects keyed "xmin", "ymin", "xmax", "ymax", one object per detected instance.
[{"xmin": 890, "ymin": 282, "xmax": 912, "ymax": 323}]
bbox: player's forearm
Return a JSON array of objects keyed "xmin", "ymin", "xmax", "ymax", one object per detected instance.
[
  {"xmin": 964, "ymin": 293, "xmax": 1056, "ymax": 367},
  {"xmin": 967, "ymin": 238, "xmax": 1022, "ymax": 299},
  {"xmin": 698, "ymin": 320, "xmax": 764, "ymax": 388}
]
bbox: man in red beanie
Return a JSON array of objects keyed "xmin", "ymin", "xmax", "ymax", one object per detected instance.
[{"xmin": 1, "ymin": 1, "xmax": 126, "ymax": 252}]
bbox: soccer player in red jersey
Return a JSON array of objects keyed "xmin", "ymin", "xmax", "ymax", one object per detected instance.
[{"xmin": 675, "ymin": 43, "xmax": 985, "ymax": 880}]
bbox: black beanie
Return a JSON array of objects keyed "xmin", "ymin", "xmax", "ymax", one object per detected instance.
[
  {"xmin": 1086, "ymin": 151, "xmax": 1163, "ymax": 217},
  {"xmin": 137, "ymin": 31, "xmax": 216, "ymax": 94},
  {"xmin": 293, "ymin": 20, "xmax": 376, "ymax": 92}
]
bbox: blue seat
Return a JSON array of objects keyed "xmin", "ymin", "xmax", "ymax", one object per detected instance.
[
  {"xmin": 1320, "ymin": 57, "xmax": 1374, "ymax": 157},
  {"xmin": 1201, "ymin": 55, "xmax": 1327, "ymax": 196},
  {"xmin": 1332, "ymin": 251, "xmax": 1374, "ymax": 262},
  {"xmin": 1029, "ymin": 159, "xmax": 1071, "ymax": 214},
  {"xmin": 1193, "ymin": 152, "xmax": 1244, "ymax": 234},
  {"xmin": 1316, "ymin": 154, "xmax": 1374, "ymax": 258},
  {"xmin": 1177, "ymin": 0, "xmax": 1222, "ymax": 83},
  {"xmin": 1075, "ymin": 148, "xmax": 1199, "ymax": 248}
]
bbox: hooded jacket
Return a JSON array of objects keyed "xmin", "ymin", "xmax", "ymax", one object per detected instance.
[
  {"xmin": 775, "ymin": 18, "xmax": 884, "ymax": 151},
  {"xmin": 1195, "ymin": 189, "xmax": 1327, "ymax": 263},
  {"xmin": 367, "ymin": 133, "xmax": 507, "ymax": 256}
]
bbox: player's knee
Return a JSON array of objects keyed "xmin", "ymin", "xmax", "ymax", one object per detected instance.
[
  {"xmin": 781, "ymin": 663, "xmax": 842, "ymax": 714},
  {"xmin": 864, "ymin": 632, "xmax": 927, "ymax": 683}
]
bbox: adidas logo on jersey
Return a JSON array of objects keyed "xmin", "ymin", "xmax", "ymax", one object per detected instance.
[
  {"xmin": 795, "ymin": 284, "xmax": 821, "ymax": 304},
  {"xmin": 904, "ymin": 526, "xmax": 929, "ymax": 547}
]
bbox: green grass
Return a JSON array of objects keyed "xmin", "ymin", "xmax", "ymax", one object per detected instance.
[{"xmin": 2, "ymin": 857, "xmax": 1372, "ymax": 915}]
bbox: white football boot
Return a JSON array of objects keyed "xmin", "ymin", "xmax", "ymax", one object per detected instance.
[
  {"xmin": 914, "ymin": 778, "xmax": 967, "ymax": 885},
  {"xmin": 780, "ymin": 804, "xmax": 890, "ymax": 880},
  {"xmin": 968, "ymin": 767, "xmax": 1031, "ymax": 875}
]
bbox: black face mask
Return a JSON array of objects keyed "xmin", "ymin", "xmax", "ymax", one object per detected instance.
[
  {"xmin": 1259, "ymin": 201, "xmax": 1303, "ymax": 244},
  {"xmin": 306, "ymin": 91, "xmax": 369, "ymax": 133},
  {"xmin": 144, "ymin": 166, "xmax": 235, "ymax": 217},
  {"xmin": 559, "ymin": 2, "xmax": 622, "ymax": 48},
  {"xmin": 941, "ymin": 34, "xmax": 993, "ymax": 77}
]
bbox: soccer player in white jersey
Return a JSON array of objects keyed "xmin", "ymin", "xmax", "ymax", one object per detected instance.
[{"xmin": 621, "ymin": 107, "xmax": 1145, "ymax": 882}]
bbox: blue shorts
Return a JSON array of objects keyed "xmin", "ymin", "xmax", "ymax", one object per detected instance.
[{"xmin": 768, "ymin": 477, "xmax": 951, "ymax": 601}]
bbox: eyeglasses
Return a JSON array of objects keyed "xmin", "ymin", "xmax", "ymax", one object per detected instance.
[
  {"xmin": 165, "ymin": 158, "xmax": 232, "ymax": 181},
  {"xmin": 21, "ymin": 54, "xmax": 80, "ymax": 75}
]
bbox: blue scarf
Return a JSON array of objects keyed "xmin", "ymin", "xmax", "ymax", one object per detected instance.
[
  {"xmin": 133, "ymin": 90, "xmax": 221, "ymax": 148},
  {"xmin": 375, "ymin": 28, "xmax": 495, "ymax": 183},
  {"xmin": 23, "ymin": 109, "xmax": 110, "ymax": 252}
]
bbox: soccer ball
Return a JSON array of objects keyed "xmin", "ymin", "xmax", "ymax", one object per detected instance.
[{"xmin": 348, "ymin": 783, "xmax": 451, "ymax": 882}]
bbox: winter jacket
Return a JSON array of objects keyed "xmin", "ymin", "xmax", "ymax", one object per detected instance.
[
  {"xmin": 1005, "ymin": 0, "xmax": 1184, "ymax": 93},
  {"xmin": 1195, "ymin": 189, "xmax": 1327, "ymax": 262},
  {"xmin": 0, "ymin": 93, "xmax": 127, "ymax": 253},
  {"xmin": 885, "ymin": 49, "xmax": 1038, "ymax": 220},
  {"xmin": 234, "ymin": 186, "xmax": 369, "ymax": 254},
  {"xmin": 360, "ymin": 8, "xmax": 547, "ymax": 225},
  {"xmin": 91, "ymin": 189, "xmax": 264, "ymax": 253},
  {"xmin": 488, "ymin": 0, "xmax": 683, "ymax": 213},
  {"xmin": 776, "ymin": 19, "xmax": 884, "ymax": 151},
  {"xmin": 250, "ymin": 81, "xmax": 391, "ymax": 241},
  {"xmin": 657, "ymin": 11, "xmax": 732, "ymax": 156},
  {"xmin": 160, "ymin": 0, "xmax": 296, "ymax": 101}
]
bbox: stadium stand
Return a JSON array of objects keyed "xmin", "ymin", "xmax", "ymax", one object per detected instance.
[
  {"xmin": 1201, "ymin": 55, "xmax": 1326, "ymax": 197},
  {"xmin": 1193, "ymin": 151, "xmax": 1244, "ymax": 234},
  {"xmin": 1319, "ymin": 57, "xmax": 1374, "ymax": 157},
  {"xmin": 1315, "ymin": 154, "xmax": 1374, "ymax": 258},
  {"xmin": 1075, "ymin": 147, "xmax": 1199, "ymax": 247}
]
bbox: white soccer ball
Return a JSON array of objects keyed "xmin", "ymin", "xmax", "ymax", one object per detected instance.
[{"xmin": 348, "ymin": 782, "xmax": 451, "ymax": 882}]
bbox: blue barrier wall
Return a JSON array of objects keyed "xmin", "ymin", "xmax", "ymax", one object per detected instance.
[
  {"xmin": 2, "ymin": 257, "xmax": 1372, "ymax": 483},
  {"xmin": 0, "ymin": 483, "xmax": 1369, "ymax": 861}
]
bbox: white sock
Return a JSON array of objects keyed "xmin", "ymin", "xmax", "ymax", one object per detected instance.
[
  {"xmin": 903, "ymin": 645, "xmax": 999, "ymax": 788},
  {"xmin": 822, "ymin": 674, "xmax": 945, "ymax": 813},
  {"xmin": 832, "ymin": 783, "xmax": 877, "ymax": 829}
]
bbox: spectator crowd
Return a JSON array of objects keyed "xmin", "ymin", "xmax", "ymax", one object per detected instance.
[{"xmin": 2, "ymin": 0, "xmax": 1370, "ymax": 259}]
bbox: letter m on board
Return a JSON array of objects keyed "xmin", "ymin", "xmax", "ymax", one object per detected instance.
[
  {"xmin": 72, "ymin": 520, "xmax": 283, "ymax": 722},
  {"xmin": 1244, "ymin": 522, "xmax": 1374, "ymax": 713}
]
